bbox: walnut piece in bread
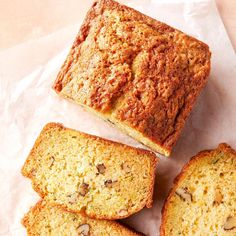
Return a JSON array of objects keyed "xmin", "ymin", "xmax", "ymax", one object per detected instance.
[
  {"xmin": 22, "ymin": 201, "xmax": 142, "ymax": 235},
  {"xmin": 21, "ymin": 123, "xmax": 157, "ymax": 220},
  {"xmin": 160, "ymin": 143, "xmax": 236, "ymax": 236}
]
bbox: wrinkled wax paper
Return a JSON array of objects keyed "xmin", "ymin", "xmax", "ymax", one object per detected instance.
[{"xmin": 0, "ymin": 0, "xmax": 235, "ymax": 235}]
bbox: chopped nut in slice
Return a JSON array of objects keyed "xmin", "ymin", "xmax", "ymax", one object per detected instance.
[
  {"xmin": 78, "ymin": 183, "xmax": 89, "ymax": 196},
  {"xmin": 121, "ymin": 162, "xmax": 131, "ymax": 173},
  {"xmin": 30, "ymin": 168, "xmax": 36, "ymax": 177},
  {"xmin": 118, "ymin": 209, "xmax": 128, "ymax": 217},
  {"xmin": 49, "ymin": 156, "xmax": 55, "ymax": 168},
  {"xmin": 96, "ymin": 164, "xmax": 106, "ymax": 174},
  {"xmin": 175, "ymin": 188, "xmax": 192, "ymax": 203},
  {"xmin": 104, "ymin": 180, "xmax": 113, "ymax": 188},
  {"xmin": 223, "ymin": 216, "xmax": 236, "ymax": 231},
  {"xmin": 213, "ymin": 188, "xmax": 223, "ymax": 206},
  {"xmin": 104, "ymin": 180, "xmax": 118, "ymax": 188},
  {"xmin": 67, "ymin": 193, "xmax": 78, "ymax": 204},
  {"xmin": 77, "ymin": 223, "xmax": 90, "ymax": 235}
]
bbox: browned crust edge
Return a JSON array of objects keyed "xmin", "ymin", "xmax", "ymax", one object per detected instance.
[
  {"xmin": 21, "ymin": 122, "xmax": 158, "ymax": 220},
  {"xmin": 53, "ymin": 0, "xmax": 211, "ymax": 97},
  {"xmin": 22, "ymin": 200, "xmax": 143, "ymax": 236},
  {"xmin": 52, "ymin": 0, "xmax": 211, "ymax": 156},
  {"xmin": 159, "ymin": 143, "xmax": 236, "ymax": 236},
  {"xmin": 52, "ymin": 0, "xmax": 102, "ymax": 93}
]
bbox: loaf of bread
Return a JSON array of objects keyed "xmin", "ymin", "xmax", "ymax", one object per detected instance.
[
  {"xmin": 21, "ymin": 123, "xmax": 157, "ymax": 220},
  {"xmin": 160, "ymin": 143, "xmax": 236, "ymax": 236},
  {"xmin": 53, "ymin": 0, "xmax": 211, "ymax": 156},
  {"xmin": 22, "ymin": 200, "xmax": 142, "ymax": 235}
]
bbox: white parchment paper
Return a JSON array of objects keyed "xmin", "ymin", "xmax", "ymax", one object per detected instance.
[{"xmin": 0, "ymin": 0, "xmax": 235, "ymax": 235}]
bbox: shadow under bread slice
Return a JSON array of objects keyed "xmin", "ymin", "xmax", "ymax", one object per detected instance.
[
  {"xmin": 21, "ymin": 123, "xmax": 158, "ymax": 220},
  {"xmin": 22, "ymin": 200, "xmax": 143, "ymax": 236},
  {"xmin": 160, "ymin": 143, "xmax": 236, "ymax": 236}
]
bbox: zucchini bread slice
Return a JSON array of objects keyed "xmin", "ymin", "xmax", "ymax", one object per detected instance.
[
  {"xmin": 160, "ymin": 143, "xmax": 236, "ymax": 236},
  {"xmin": 53, "ymin": 0, "xmax": 211, "ymax": 156},
  {"xmin": 22, "ymin": 200, "xmax": 142, "ymax": 236},
  {"xmin": 22, "ymin": 123, "xmax": 157, "ymax": 220}
]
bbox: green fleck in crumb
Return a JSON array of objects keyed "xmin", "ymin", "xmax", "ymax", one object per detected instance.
[{"xmin": 211, "ymin": 158, "xmax": 220, "ymax": 164}]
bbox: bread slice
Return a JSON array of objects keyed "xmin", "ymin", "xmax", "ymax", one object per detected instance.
[
  {"xmin": 21, "ymin": 123, "xmax": 157, "ymax": 220},
  {"xmin": 53, "ymin": 0, "xmax": 211, "ymax": 156},
  {"xmin": 22, "ymin": 200, "xmax": 142, "ymax": 236},
  {"xmin": 160, "ymin": 143, "xmax": 236, "ymax": 236}
]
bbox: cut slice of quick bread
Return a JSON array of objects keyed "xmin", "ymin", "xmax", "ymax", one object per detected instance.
[
  {"xmin": 160, "ymin": 143, "xmax": 236, "ymax": 236},
  {"xmin": 22, "ymin": 201, "xmax": 142, "ymax": 236},
  {"xmin": 53, "ymin": 0, "xmax": 211, "ymax": 156},
  {"xmin": 22, "ymin": 123, "xmax": 157, "ymax": 220}
]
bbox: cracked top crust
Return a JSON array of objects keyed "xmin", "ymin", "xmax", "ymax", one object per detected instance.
[{"xmin": 53, "ymin": 0, "xmax": 211, "ymax": 156}]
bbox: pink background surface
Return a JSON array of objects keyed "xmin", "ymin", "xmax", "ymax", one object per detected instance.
[{"xmin": 0, "ymin": 0, "xmax": 236, "ymax": 51}]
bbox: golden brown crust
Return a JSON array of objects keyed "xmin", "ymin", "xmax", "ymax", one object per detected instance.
[
  {"xmin": 160, "ymin": 143, "xmax": 236, "ymax": 236},
  {"xmin": 53, "ymin": 0, "xmax": 211, "ymax": 156},
  {"xmin": 22, "ymin": 200, "xmax": 143, "ymax": 236},
  {"xmin": 21, "ymin": 122, "xmax": 158, "ymax": 220}
]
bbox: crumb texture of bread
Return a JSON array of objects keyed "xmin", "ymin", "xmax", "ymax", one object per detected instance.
[
  {"xmin": 21, "ymin": 123, "xmax": 157, "ymax": 220},
  {"xmin": 53, "ymin": 0, "xmax": 211, "ymax": 156},
  {"xmin": 22, "ymin": 201, "xmax": 142, "ymax": 236},
  {"xmin": 160, "ymin": 143, "xmax": 236, "ymax": 236}
]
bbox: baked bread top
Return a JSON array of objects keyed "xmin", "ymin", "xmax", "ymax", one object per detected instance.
[
  {"xmin": 21, "ymin": 123, "xmax": 157, "ymax": 220},
  {"xmin": 160, "ymin": 143, "xmax": 236, "ymax": 236},
  {"xmin": 53, "ymin": 0, "xmax": 211, "ymax": 156},
  {"xmin": 22, "ymin": 201, "xmax": 142, "ymax": 236}
]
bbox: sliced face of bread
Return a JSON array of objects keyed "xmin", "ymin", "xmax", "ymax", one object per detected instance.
[
  {"xmin": 160, "ymin": 143, "xmax": 236, "ymax": 236},
  {"xmin": 21, "ymin": 123, "xmax": 157, "ymax": 220},
  {"xmin": 22, "ymin": 201, "xmax": 142, "ymax": 236}
]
